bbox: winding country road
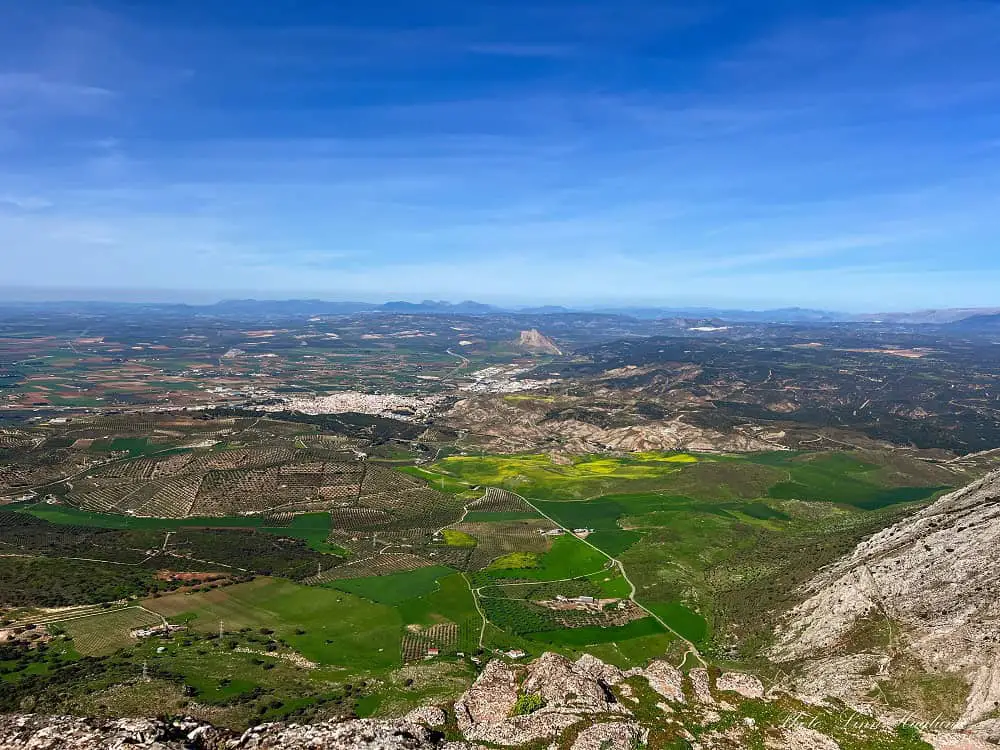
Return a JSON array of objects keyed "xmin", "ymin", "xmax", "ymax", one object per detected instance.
[
  {"xmin": 505, "ymin": 488, "xmax": 707, "ymax": 667},
  {"xmin": 422, "ymin": 468, "xmax": 706, "ymax": 665}
]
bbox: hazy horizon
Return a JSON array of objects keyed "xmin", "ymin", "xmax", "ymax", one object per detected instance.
[
  {"xmin": 3, "ymin": 2, "xmax": 999, "ymax": 309},
  {"xmin": 3, "ymin": 285, "xmax": 1000, "ymax": 316}
]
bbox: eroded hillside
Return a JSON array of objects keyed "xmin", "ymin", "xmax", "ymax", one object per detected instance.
[
  {"xmin": 0, "ymin": 651, "xmax": 979, "ymax": 749},
  {"xmin": 771, "ymin": 470, "xmax": 1000, "ymax": 740}
]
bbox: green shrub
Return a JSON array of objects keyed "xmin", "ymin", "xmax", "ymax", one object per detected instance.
[
  {"xmin": 895, "ymin": 724, "xmax": 923, "ymax": 742},
  {"xmin": 511, "ymin": 692, "xmax": 545, "ymax": 716}
]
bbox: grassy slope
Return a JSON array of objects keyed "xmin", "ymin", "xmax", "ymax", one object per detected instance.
[
  {"xmin": 325, "ymin": 566, "xmax": 457, "ymax": 606},
  {"xmin": 430, "ymin": 452, "xmax": 700, "ymax": 500},
  {"xmin": 0, "ymin": 444, "xmax": 969, "ymax": 729},
  {"xmin": 144, "ymin": 578, "xmax": 402, "ymax": 669},
  {"xmin": 62, "ymin": 608, "xmax": 163, "ymax": 656},
  {"xmin": 480, "ymin": 535, "xmax": 608, "ymax": 582},
  {"xmin": 431, "ymin": 449, "xmax": 957, "ymax": 655}
]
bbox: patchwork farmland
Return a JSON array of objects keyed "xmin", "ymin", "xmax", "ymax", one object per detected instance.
[{"xmin": 0, "ymin": 408, "xmax": 973, "ymax": 730}]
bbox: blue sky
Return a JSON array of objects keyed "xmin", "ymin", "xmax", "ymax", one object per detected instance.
[{"xmin": 2, "ymin": 0, "xmax": 999, "ymax": 311}]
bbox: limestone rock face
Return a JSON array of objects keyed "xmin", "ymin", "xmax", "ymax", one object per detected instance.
[
  {"xmin": 463, "ymin": 713, "xmax": 582, "ymax": 747},
  {"xmin": 233, "ymin": 719, "xmax": 442, "ymax": 749},
  {"xmin": 969, "ymin": 719, "xmax": 1000, "ymax": 744},
  {"xmin": 0, "ymin": 715, "xmax": 441, "ymax": 750},
  {"xmin": 765, "ymin": 726, "xmax": 841, "ymax": 750},
  {"xmin": 771, "ymin": 469, "xmax": 1000, "ymax": 727},
  {"xmin": 516, "ymin": 329, "xmax": 561, "ymax": 355},
  {"xmin": 403, "ymin": 707, "xmax": 446, "ymax": 728},
  {"xmin": 716, "ymin": 672, "xmax": 765, "ymax": 700},
  {"xmin": 570, "ymin": 722, "xmax": 648, "ymax": 750},
  {"xmin": 927, "ymin": 732, "xmax": 999, "ymax": 750},
  {"xmin": 454, "ymin": 652, "xmax": 630, "ymax": 746},
  {"xmin": 452, "ymin": 660, "xmax": 520, "ymax": 735},
  {"xmin": 0, "ymin": 715, "xmax": 186, "ymax": 750},
  {"xmin": 573, "ymin": 653, "xmax": 626, "ymax": 686},
  {"xmin": 789, "ymin": 652, "xmax": 889, "ymax": 711},
  {"xmin": 689, "ymin": 668, "xmax": 715, "ymax": 704},
  {"xmin": 643, "ymin": 660, "xmax": 686, "ymax": 703},
  {"xmin": 0, "ymin": 652, "xmax": 977, "ymax": 749},
  {"xmin": 521, "ymin": 652, "xmax": 623, "ymax": 714}
]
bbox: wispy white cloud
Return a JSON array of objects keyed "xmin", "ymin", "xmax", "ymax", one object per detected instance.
[
  {"xmin": 0, "ymin": 194, "xmax": 53, "ymax": 211},
  {"xmin": 0, "ymin": 73, "xmax": 114, "ymax": 115},
  {"xmin": 465, "ymin": 42, "xmax": 576, "ymax": 58},
  {"xmin": 1, "ymin": 1, "xmax": 998, "ymax": 308}
]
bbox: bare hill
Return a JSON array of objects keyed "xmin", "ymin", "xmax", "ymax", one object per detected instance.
[
  {"xmin": 771, "ymin": 469, "xmax": 1000, "ymax": 738},
  {"xmin": 516, "ymin": 328, "xmax": 561, "ymax": 355}
]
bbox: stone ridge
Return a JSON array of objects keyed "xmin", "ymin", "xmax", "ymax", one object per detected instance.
[
  {"xmin": 1, "ymin": 651, "xmax": 992, "ymax": 749},
  {"xmin": 0, "ymin": 715, "xmax": 444, "ymax": 750},
  {"xmin": 516, "ymin": 329, "xmax": 562, "ymax": 355},
  {"xmin": 770, "ymin": 469, "xmax": 1000, "ymax": 733}
]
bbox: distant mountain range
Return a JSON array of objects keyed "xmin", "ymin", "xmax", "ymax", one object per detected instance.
[
  {"xmin": 592, "ymin": 306, "xmax": 845, "ymax": 322},
  {"xmin": 210, "ymin": 298, "xmax": 503, "ymax": 315},
  {"xmin": 945, "ymin": 312, "xmax": 1000, "ymax": 330},
  {"xmin": 2, "ymin": 296, "xmax": 1000, "ymax": 326},
  {"xmin": 859, "ymin": 307, "xmax": 1000, "ymax": 324},
  {"xmin": 380, "ymin": 300, "xmax": 497, "ymax": 314}
]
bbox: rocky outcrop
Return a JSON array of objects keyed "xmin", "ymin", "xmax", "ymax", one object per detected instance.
[
  {"xmin": 689, "ymin": 667, "xmax": 715, "ymax": 704},
  {"xmin": 516, "ymin": 329, "xmax": 561, "ymax": 355},
  {"xmin": 570, "ymin": 721, "xmax": 648, "ymax": 750},
  {"xmin": 462, "ymin": 712, "xmax": 582, "ymax": 747},
  {"xmin": 716, "ymin": 671, "xmax": 765, "ymax": 700},
  {"xmin": 969, "ymin": 719, "xmax": 1000, "ymax": 744},
  {"xmin": 445, "ymin": 395, "xmax": 784, "ymax": 454},
  {"xmin": 453, "ymin": 660, "xmax": 519, "ymax": 735},
  {"xmin": 234, "ymin": 719, "xmax": 444, "ymax": 749},
  {"xmin": 3, "ymin": 651, "xmax": 987, "ymax": 749},
  {"xmin": 403, "ymin": 707, "xmax": 446, "ymax": 728},
  {"xmin": 765, "ymin": 726, "xmax": 841, "ymax": 750},
  {"xmin": 454, "ymin": 652, "xmax": 629, "ymax": 746},
  {"xmin": 643, "ymin": 660, "xmax": 686, "ymax": 703},
  {"xmin": 793, "ymin": 653, "xmax": 889, "ymax": 708},
  {"xmin": 771, "ymin": 469, "xmax": 1000, "ymax": 727},
  {"xmin": 0, "ymin": 715, "xmax": 443, "ymax": 750},
  {"xmin": 573, "ymin": 653, "xmax": 628, "ymax": 686},
  {"xmin": 0, "ymin": 715, "xmax": 209, "ymax": 750},
  {"xmin": 927, "ymin": 732, "xmax": 998, "ymax": 750},
  {"xmin": 520, "ymin": 652, "xmax": 626, "ymax": 715}
]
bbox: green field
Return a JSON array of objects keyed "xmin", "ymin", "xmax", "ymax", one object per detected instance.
[
  {"xmin": 487, "ymin": 551, "xmax": 541, "ymax": 570},
  {"xmin": 61, "ymin": 607, "xmax": 163, "ymax": 656},
  {"xmin": 396, "ymin": 573, "xmax": 479, "ymax": 627},
  {"xmin": 144, "ymin": 578, "xmax": 402, "ymax": 669},
  {"xmin": 325, "ymin": 566, "xmax": 457, "ymax": 605},
  {"xmin": 441, "ymin": 529, "xmax": 477, "ymax": 548},
  {"xmin": 432, "ymin": 450, "xmax": 948, "ymax": 508},
  {"xmin": 526, "ymin": 617, "xmax": 665, "ymax": 646},
  {"xmin": 1, "ymin": 439, "xmax": 963, "ymax": 728},
  {"xmin": 647, "ymin": 602, "xmax": 708, "ymax": 642},
  {"xmin": 482, "ymin": 535, "xmax": 608, "ymax": 582},
  {"xmin": 430, "ymin": 452, "xmax": 700, "ymax": 500},
  {"xmin": 585, "ymin": 529, "xmax": 642, "ymax": 556},
  {"xmin": 437, "ymin": 450, "xmax": 955, "ymax": 653},
  {"xmin": 268, "ymin": 514, "xmax": 341, "ymax": 554},
  {"xmin": 396, "ymin": 466, "xmax": 475, "ymax": 495}
]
